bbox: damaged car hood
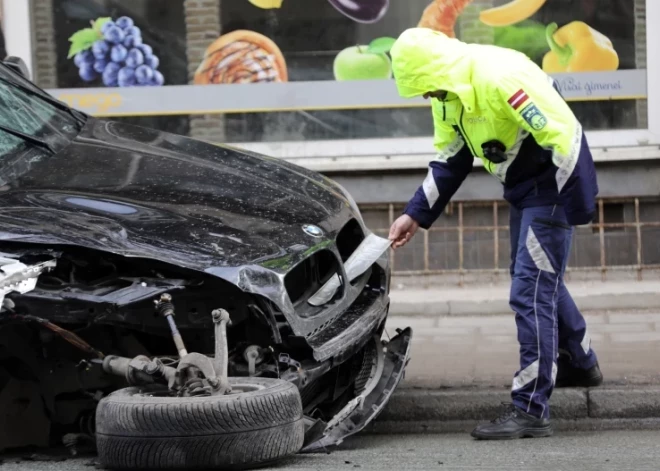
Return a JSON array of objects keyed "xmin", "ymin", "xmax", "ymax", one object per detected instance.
[{"xmin": 0, "ymin": 118, "xmax": 356, "ymax": 272}]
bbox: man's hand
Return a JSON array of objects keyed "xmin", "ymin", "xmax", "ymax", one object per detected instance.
[{"xmin": 389, "ymin": 214, "xmax": 420, "ymax": 249}]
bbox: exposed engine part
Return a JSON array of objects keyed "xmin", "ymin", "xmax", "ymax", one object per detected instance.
[
  {"xmin": 102, "ymin": 294, "xmax": 233, "ymax": 396},
  {"xmin": 102, "ymin": 355, "xmax": 177, "ymax": 387},
  {"xmin": 279, "ymin": 356, "xmax": 332, "ymax": 390},
  {"xmin": 212, "ymin": 309, "xmax": 231, "ymax": 388},
  {"xmin": 279, "ymin": 353, "xmax": 302, "ymax": 371},
  {"xmin": 174, "ymin": 352, "xmax": 224, "ymax": 396},
  {"xmin": 155, "ymin": 293, "xmax": 188, "ymax": 358},
  {"xmin": 0, "ymin": 257, "xmax": 57, "ymax": 307},
  {"xmin": 244, "ymin": 345, "xmax": 264, "ymax": 376}
]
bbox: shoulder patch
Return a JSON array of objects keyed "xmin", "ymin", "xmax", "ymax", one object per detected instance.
[{"xmin": 520, "ymin": 103, "xmax": 548, "ymax": 131}]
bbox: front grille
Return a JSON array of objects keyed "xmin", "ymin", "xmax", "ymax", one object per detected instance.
[
  {"xmin": 335, "ymin": 218, "xmax": 365, "ymax": 262},
  {"xmin": 284, "ymin": 249, "xmax": 339, "ymax": 306}
]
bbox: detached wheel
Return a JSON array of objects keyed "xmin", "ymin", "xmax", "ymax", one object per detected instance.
[{"xmin": 95, "ymin": 377, "xmax": 304, "ymax": 470}]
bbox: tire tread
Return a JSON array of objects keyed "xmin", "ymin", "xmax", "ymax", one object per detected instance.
[{"xmin": 96, "ymin": 378, "xmax": 304, "ymax": 469}]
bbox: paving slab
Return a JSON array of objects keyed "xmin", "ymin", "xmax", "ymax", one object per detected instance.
[
  {"xmin": 385, "ymin": 310, "xmax": 660, "ymax": 388},
  {"xmin": 389, "ymin": 279, "xmax": 660, "ymax": 317}
]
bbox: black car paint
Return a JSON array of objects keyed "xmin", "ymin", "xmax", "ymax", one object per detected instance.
[{"xmin": 0, "ymin": 117, "xmax": 390, "ymax": 360}]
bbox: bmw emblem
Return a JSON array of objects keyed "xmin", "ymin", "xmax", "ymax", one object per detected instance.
[{"xmin": 302, "ymin": 224, "xmax": 323, "ymax": 238}]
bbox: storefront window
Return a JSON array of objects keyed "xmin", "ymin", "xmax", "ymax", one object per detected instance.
[{"xmin": 42, "ymin": 0, "xmax": 647, "ymax": 142}]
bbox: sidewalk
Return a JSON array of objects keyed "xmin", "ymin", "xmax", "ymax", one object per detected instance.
[
  {"xmin": 376, "ymin": 279, "xmax": 660, "ymax": 433},
  {"xmin": 384, "ymin": 279, "xmax": 660, "ymax": 388},
  {"xmin": 388, "ymin": 279, "xmax": 660, "ymax": 317}
]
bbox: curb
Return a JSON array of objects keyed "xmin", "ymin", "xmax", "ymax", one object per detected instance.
[
  {"xmin": 367, "ymin": 418, "xmax": 660, "ymax": 435},
  {"xmin": 388, "ymin": 292, "xmax": 660, "ymax": 317},
  {"xmin": 366, "ymin": 387, "xmax": 660, "ymax": 434}
]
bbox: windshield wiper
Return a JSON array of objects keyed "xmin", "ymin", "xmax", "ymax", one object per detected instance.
[
  {"xmin": 0, "ymin": 124, "xmax": 55, "ymax": 154},
  {"xmin": 0, "ymin": 75, "xmax": 87, "ymax": 128}
]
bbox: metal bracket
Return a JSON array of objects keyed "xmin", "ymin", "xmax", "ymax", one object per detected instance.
[{"xmin": 279, "ymin": 353, "xmax": 302, "ymax": 370}]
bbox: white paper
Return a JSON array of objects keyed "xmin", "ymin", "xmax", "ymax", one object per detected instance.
[{"xmin": 308, "ymin": 233, "xmax": 392, "ymax": 306}]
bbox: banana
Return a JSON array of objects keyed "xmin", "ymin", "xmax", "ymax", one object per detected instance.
[
  {"xmin": 248, "ymin": 0, "xmax": 283, "ymax": 9},
  {"xmin": 479, "ymin": 0, "xmax": 547, "ymax": 27}
]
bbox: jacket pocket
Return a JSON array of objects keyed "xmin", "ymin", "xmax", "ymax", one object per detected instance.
[{"xmin": 532, "ymin": 217, "xmax": 571, "ymax": 230}]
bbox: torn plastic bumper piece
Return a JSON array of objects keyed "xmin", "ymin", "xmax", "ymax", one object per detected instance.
[{"xmin": 301, "ymin": 326, "xmax": 412, "ymax": 452}]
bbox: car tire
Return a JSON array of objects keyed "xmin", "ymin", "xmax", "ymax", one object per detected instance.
[{"xmin": 95, "ymin": 377, "xmax": 304, "ymax": 470}]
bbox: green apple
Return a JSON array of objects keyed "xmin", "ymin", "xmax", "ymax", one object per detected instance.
[{"xmin": 333, "ymin": 45, "xmax": 392, "ymax": 81}]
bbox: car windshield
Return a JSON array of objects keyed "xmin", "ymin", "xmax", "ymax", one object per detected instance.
[{"xmin": 0, "ymin": 64, "xmax": 84, "ymax": 162}]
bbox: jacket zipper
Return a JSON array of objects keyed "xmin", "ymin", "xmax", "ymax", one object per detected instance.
[{"xmin": 458, "ymin": 107, "xmax": 477, "ymax": 156}]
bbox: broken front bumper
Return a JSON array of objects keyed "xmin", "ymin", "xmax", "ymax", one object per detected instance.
[{"xmin": 302, "ymin": 326, "xmax": 412, "ymax": 452}]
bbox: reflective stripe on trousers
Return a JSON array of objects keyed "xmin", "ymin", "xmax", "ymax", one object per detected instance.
[{"xmin": 508, "ymin": 204, "xmax": 598, "ymax": 419}]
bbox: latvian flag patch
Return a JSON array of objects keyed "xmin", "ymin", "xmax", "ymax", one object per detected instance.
[{"xmin": 507, "ymin": 89, "xmax": 529, "ymax": 110}]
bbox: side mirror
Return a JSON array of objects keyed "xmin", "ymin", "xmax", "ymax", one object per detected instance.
[{"xmin": 3, "ymin": 56, "xmax": 31, "ymax": 81}]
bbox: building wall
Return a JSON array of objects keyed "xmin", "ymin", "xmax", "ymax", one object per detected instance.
[
  {"xmin": 357, "ymin": 197, "xmax": 660, "ymax": 276},
  {"xmin": 32, "ymin": 0, "xmax": 57, "ymax": 88},
  {"xmin": 635, "ymin": 0, "xmax": 648, "ymax": 128},
  {"xmin": 458, "ymin": 0, "xmax": 495, "ymax": 45},
  {"xmin": 183, "ymin": 0, "xmax": 225, "ymax": 142},
  {"xmin": 336, "ymin": 159, "xmax": 660, "ymax": 275}
]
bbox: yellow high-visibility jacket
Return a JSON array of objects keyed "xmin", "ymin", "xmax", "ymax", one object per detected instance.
[{"xmin": 390, "ymin": 28, "xmax": 598, "ymax": 228}]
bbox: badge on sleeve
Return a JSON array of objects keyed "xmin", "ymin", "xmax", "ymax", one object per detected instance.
[
  {"xmin": 507, "ymin": 89, "xmax": 548, "ymax": 131},
  {"xmin": 520, "ymin": 103, "xmax": 548, "ymax": 131}
]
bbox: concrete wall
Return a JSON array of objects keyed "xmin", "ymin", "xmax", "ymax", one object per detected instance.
[{"xmin": 331, "ymin": 160, "xmax": 660, "ymax": 205}]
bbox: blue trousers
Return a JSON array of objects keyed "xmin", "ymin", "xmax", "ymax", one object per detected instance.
[{"xmin": 509, "ymin": 204, "xmax": 598, "ymax": 419}]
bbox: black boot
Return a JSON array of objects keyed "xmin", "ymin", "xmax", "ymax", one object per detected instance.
[
  {"xmin": 471, "ymin": 403, "xmax": 553, "ymax": 440},
  {"xmin": 555, "ymin": 355, "xmax": 603, "ymax": 388}
]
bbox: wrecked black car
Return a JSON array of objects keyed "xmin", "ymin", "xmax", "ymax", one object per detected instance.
[{"xmin": 0, "ymin": 57, "xmax": 412, "ymax": 469}]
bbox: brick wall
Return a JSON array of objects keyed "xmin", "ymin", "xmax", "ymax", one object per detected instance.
[
  {"xmin": 184, "ymin": 0, "xmax": 225, "ymax": 142},
  {"xmin": 32, "ymin": 0, "xmax": 58, "ymax": 88},
  {"xmin": 457, "ymin": 0, "xmax": 495, "ymax": 45},
  {"xmin": 634, "ymin": 0, "xmax": 647, "ymax": 129}
]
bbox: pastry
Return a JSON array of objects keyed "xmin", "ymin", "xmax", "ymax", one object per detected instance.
[{"xmin": 193, "ymin": 30, "xmax": 288, "ymax": 84}]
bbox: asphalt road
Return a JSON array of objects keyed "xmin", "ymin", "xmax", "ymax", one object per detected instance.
[{"xmin": 2, "ymin": 431, "xmax": 659, "ymax": 471}]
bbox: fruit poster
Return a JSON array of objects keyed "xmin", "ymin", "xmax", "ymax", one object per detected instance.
[
  {"xmin": 47, "ymin": 0, "xmax": 643, "ymax": 134},
  {"xmin": 51, "ymin": 0, "xmax": 638, "ymax": 90},
  {"xmin": 69, "ymin": 16, "xmax": 164, "ymax": 87},
  {"xmin": 52, "ymin": 0, "xmax": 188, "ymax": 90}
]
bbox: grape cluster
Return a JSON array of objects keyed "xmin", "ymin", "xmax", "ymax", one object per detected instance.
[{"xmin": 74, "ymin": 16, "xmax": 165, "ymax": 87}]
